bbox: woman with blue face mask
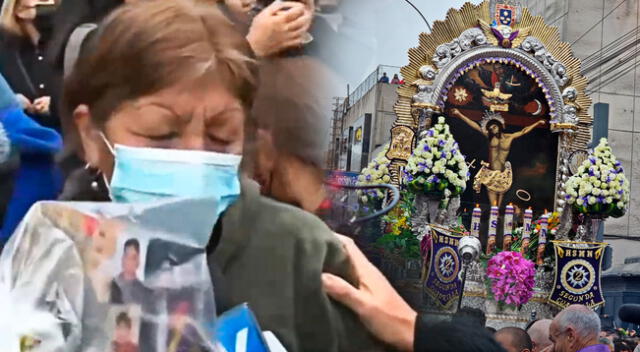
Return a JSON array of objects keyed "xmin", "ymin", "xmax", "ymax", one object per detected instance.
[{"xmin": 62, "ymin": 1, "xmax": 381, "ymax": 351}]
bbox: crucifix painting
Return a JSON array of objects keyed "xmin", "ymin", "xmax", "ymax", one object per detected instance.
[
  {"xmin": 450, "ymin": 108, "xmax": 545, "ymax": 207},
  {"xmin": 444, "ymin": 61, "xmax": 558, "ymax": 214}
]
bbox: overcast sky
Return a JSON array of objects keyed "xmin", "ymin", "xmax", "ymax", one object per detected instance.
[{"xmin": 340, "ymin": 0, "xmax": 483, "ymax": 90}]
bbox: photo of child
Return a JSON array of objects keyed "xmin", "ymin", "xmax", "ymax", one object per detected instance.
[
  {"xmin": 108, "ymin": 306, "xmax": 141, "ymax": 352},
  {"xmin": 113, "ymin": 312, "xmax": 139, "ymax": 352}
]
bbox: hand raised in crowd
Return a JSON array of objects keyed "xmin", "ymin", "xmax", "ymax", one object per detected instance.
[
  {"xmin": 247, "ymin": 1, "xmax": 313, "ymax": 57},
  {"xmin": 33, "ymin": 96, "xmax": 51, "ymax": 115},
  {"xmin": 322, "ymin": 234, "xmax": 417, "ymax": 352}
]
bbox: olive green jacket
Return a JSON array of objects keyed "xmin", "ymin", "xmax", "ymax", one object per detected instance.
[{"xmin": 213, "ymin": 181, "xmax": 382, "ymax": 351}]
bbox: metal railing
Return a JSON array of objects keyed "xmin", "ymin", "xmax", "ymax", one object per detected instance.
[{"xmin": 346, "ymin": 65, "xmax": 402, "ymax": 109}]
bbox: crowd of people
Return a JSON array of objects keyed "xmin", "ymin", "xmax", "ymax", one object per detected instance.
[{"xmin": 0, "ymin": 0, "xmax": 636, "ymax": 351}]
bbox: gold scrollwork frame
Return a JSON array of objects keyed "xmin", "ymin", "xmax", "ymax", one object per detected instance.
[{"xmin": 386, "ymin": 1, "xmax": 593, "ymax": 212}]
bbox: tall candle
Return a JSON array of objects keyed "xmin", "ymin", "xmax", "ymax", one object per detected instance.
[
  {"xmin": 503, "ymin": 203, "xmax": 514, "ymax": 251},
  {"xmin": 537, "ymin": 210, "xmax": 549, "ymax": 265},
  {"xmin": 471, "ymin": 204, "xmax": 482, "ymax": 238},
  {"xmin": 521, "ymin": 207, "xmax": 533, "ymax": 254},
  {"xmin": 487, "ymin": 203, "xmax": 499, "ymax": 254}
]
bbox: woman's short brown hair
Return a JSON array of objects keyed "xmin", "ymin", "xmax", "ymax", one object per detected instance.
[{"xmin": 63, "ymin": 0, "xmax": 257, "ymax": 147}]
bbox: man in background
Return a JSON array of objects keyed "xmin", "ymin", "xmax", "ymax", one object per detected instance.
[
  {"xmin": 378, "ymin": 72, "xmax": 389, "ymax": 83},
  {"xmin": 528, "ymin": 319, "xmax": 553, "ymax": 352},
  {"xmin": 549, "ymin": 305, "xmax": 610, "ymax": 352},
  {"xmin": 495, "ymin": 327, "xmax": 533, "ymax": 352},
  {"xmin": 452, "ymin": 307, "xmax": 487, "ymax": 328}
]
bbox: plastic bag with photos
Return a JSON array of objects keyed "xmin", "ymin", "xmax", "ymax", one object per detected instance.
[{"xmin": 0, "ymin": 198, "xmax": 220, "ymax": 352}]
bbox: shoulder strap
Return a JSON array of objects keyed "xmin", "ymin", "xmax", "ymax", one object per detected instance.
[{"xmin": 63, "ymin": 23, "xmax": 98, "ymax": 78}]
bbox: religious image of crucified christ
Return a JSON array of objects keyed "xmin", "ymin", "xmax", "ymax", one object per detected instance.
[{"xmin": 450, "ymin": 108, "xmax": 546, "ymax": 207}]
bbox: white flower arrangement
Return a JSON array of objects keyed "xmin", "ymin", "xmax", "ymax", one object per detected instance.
[
  {"xmin": 357, "ymin": 144, "xmax": 392, "ymax": 203},
  {"xmin": 404, "ymin": 116, "xmax": 469, "ymax": 198},
  {"xmin": 564, "ymin": 138, "xmax": 630, "ymax": 218}
]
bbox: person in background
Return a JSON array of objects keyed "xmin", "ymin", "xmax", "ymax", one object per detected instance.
[
  {"xmin": 112, "ymin": 312, "xmax": 139, "ymax": 352},
  {"xmin": 615, "ymin": 341, "xmax": 633, "ymax": 352},
  {"xmin": 322, "ymin": 233, "xmax": 507, "ymax": 352},
  {"xmin": 391, "ymin": 73, "xmax": 401, "ymax": 84},
  {"xmin": 0, "ymin": 72, "xmax": 62, "ymax": 245},
  {"xmin": 528, "ymin": 319, "xmax": 553, "ymax": 352},
  {"xmin": 378, "ymin": 72, "xmax": 389, "ymax": 83},
  {"xmin": 0, "ymin": 0, "xmax": 60, "ymax": 231},
  {"xmin": 0, "ymin": 0, "xmax": 57, "ymax": 129},
  {"xmin": 601, "ymin": 329, "xmax": 618, "ymax": 344},
  {"xmin": 495, "ymin": 327, "xmax": 533, "ymax": 352},
  {"xmin": 63, "ymin": 1, "xmax": 378, "ymax": 350},
  {"xmin": 250, "ymin": 57, "xmax": 340, "ymax": 213},
  {"xmin": 452, "ymin": 307, "xmax": 487, "ymax": 328},
  {"xmin": 549, "ymin": 304, "xmax": 610, "ymax": 352}
]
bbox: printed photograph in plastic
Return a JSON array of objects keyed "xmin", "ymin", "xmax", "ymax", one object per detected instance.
[
  {"xmin": 109, "ymin": 235, "xmax": 150, "ymax": 305},
  {"xmin": 108, "ymin": 305, "xmax": 142, "ymax": 352}
]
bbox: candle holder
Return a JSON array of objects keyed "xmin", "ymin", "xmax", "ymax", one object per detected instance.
[
  {"xmin": 503, "ymin": 204, "xmax": 515, "ymax": 251},
  {"xmin": 486, "ymin": 205, "xmax": 499, "ymax": 254},
  {"xmin": 521, "ymin": 207, "xmax": 533, "ymax": 254}
]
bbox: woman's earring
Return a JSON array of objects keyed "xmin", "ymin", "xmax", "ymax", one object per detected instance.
[{"xmin": 85, "ymin": 163, "xmax": 102, "ymax": 192}]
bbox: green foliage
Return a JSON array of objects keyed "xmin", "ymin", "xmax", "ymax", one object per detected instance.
[{"xmin": 376, "ymin": 190, "xmax": 420, "ymax": 259}]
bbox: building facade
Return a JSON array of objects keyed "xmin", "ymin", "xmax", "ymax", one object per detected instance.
[
  {"xmin": 522, "ymin": 0, "xmax": 640, "ymax": 262},
  {"xmin": 328, "ymin": 65, "xmax": 401, "ymax": 172}
]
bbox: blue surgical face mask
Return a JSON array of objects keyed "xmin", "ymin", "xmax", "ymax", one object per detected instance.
[{"xmin": 101, "ymin": 134, "xmax": 242, "ymax": 218}]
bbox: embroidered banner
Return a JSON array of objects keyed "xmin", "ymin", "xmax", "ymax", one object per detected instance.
[
  {"xmin": 424, "ymin": 227, "xmax": 463, "ymax": 309},
  {"xmin": 549, "ymin": 241, "xmax": 607, "ymax": 309}
]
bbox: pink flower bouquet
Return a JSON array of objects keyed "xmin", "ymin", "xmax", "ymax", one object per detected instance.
[{"xmin": 486, "ymin": 251, "xmax": 536, "ymax": 306}]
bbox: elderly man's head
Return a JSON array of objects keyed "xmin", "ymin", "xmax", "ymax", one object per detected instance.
[
  {"xmin": 495, "ymin": 327, "xmax": 533, "ymax": 352},
  {"xmin": 549, "ymin": 305, "xmax": 601, "ymax": 352},
  {"xmin": 527, "ymin": 319, "xmax": 553, "ymax": 352}
]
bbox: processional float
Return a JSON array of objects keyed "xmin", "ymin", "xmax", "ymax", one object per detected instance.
[{"xmin": 357, "ymin": 0, "xmax": 631, "ymax": 327}]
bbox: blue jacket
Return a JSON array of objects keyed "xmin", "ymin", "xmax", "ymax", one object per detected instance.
[{"xmin": 0, "ymin": 73, "xmax": 63, "ymax": 244}]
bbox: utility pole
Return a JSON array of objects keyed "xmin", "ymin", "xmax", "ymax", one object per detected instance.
[{"xmin": 327, "ymin": 97, "xmax": 344, "ymax": 169}]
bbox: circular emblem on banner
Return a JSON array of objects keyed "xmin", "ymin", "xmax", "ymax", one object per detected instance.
[
  {"xmin": 560, "ymin": 259, "xmax": 596, "ymax": 295},
  {"xmin": 435, "ymin": 247, "xmax": 459, "ymax": 283}
]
